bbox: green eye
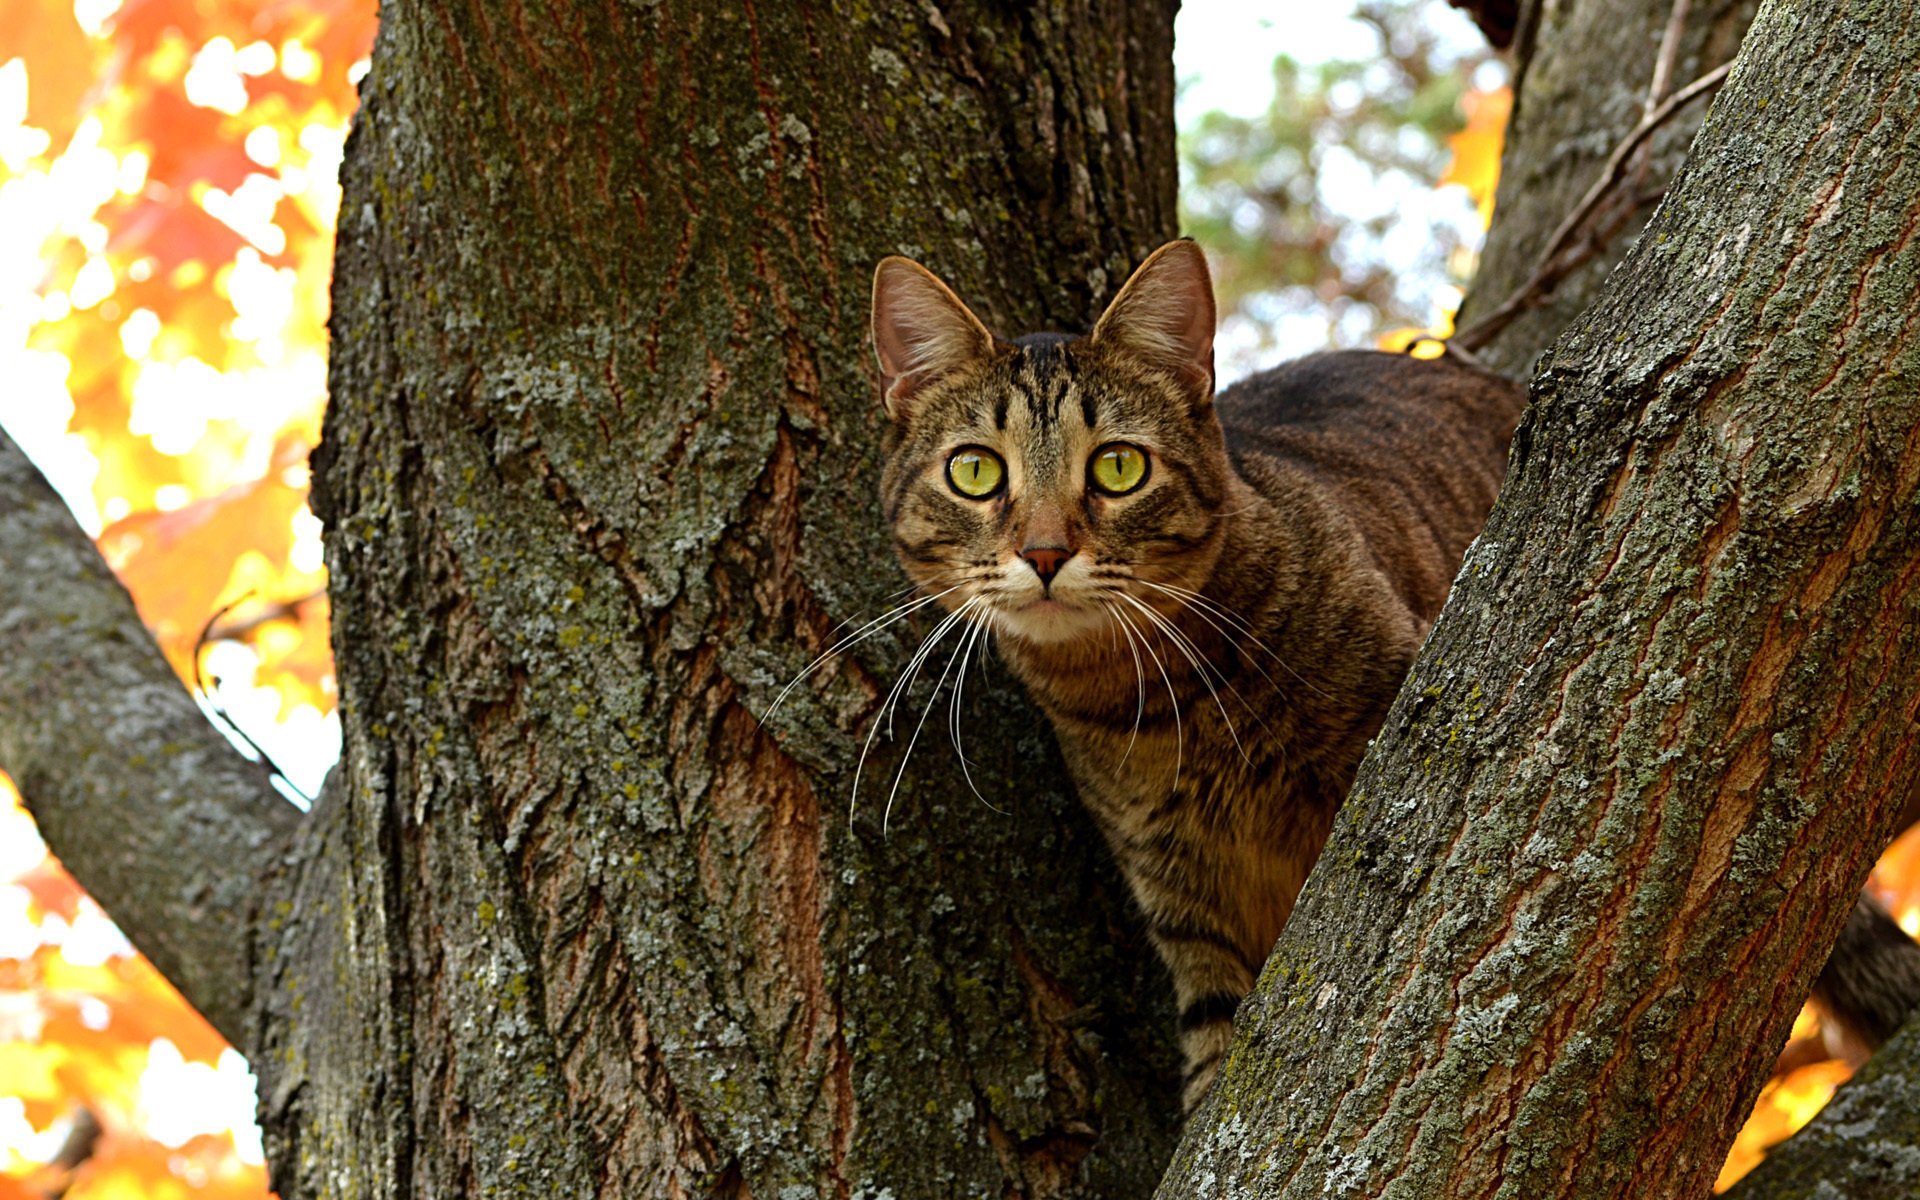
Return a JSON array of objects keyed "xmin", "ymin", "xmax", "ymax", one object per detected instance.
[
  {"xmin": 1089, "ymin": 443, "xmax": 1148, "ymax": 496},
  {"xmin": 947, "ymin": 447, "xmax": 1005, "ymax": 498}
]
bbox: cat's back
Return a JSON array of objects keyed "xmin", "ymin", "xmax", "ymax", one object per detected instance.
[{"xmin": 1218, "ymin": 349, "xmax": 1527, "ymax": 624}]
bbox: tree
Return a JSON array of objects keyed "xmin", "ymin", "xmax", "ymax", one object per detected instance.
[
  {"xmin": 13, "ymin": 2, "xmax": 1187, "ymax": 1195},
  {"xmin": 3, "ymin": 2, "xmax": 1916, "ymax": 1200}
]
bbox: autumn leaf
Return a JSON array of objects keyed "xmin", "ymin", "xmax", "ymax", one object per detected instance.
[
  {"xmin": 3, "ymin": 0, "xmax": 370, "ymax": 1185},
  {"xmin": 1441, "ymin": 86, "xmax": 1510, "ymax": 228},
  {"xmin": 95, "ymin": 435, "xmax": 313, "ymax": 680}
]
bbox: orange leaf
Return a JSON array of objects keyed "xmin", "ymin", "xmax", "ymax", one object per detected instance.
[
  {"xmin": 0, "ymin": 2, "xmax": 100, "ymax": 147},
  {"xmin": 1441, "ymin": 86, "xmax": 1510, "ymax": 228},
  {"xmin": 96, "ymin": 452, "xmax": 309, "ymax": 678},
  {"xmin": 14, "ymin": 859, "xmax": 86, "ymax": 923}
]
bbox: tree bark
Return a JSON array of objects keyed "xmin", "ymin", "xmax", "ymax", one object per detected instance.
[
  {"xmin": 0, "ymin": 434, "xmax": 296, "ymax": 1044},
  {"xmin": 267, "ymin": 2, "xmax": 1184, "ymax": 1197},
  {"xmin": 1156, "ymin": 0, "xmax": 1920, "ymax": 1195},
  {"xmin": 10, "ymin": 0, "xmax": 1920, "ymax": 1195}
]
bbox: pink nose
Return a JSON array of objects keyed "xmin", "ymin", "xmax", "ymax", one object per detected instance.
[{"xmin": 1021, "ymin": 545, "xmax": 1071, "ymax": 585}]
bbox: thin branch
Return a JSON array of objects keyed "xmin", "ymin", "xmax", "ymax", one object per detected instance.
[
  {"xmin": 204, "ymin": 586, "xmax": 326, "ymax": 642},
  {"xmin": 0, "ymin": 429, "xmax": 300, "ymax": 1047},
  {"xmin": 1646, "ymin": 0, "xmax": 1694, "ymax": 115},
  {"xmin": 193, "ymin": 594, "xmax": 315, "ymax": 806},
  {"xmin": 1453, "ymin": 59, "xmax": 1733, "ymax": 351}
]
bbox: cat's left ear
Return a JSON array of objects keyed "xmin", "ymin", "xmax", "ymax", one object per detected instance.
[
  {"xmin": 871, "ymin": 257, "xmax": 997, "ymax": 421},
  {"xmin": 1090, "ymin": 239, "xmax": 1216, "ymax": 404}
]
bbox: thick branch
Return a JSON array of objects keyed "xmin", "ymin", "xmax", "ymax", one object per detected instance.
[
  {"xmin": 1731, "ymin": 1011, "xmax": 1920, "ymax": 1198},
  {"xmin": 1157, "ymin": 0, "xmax": 1920, "ymax": 1193},
  {"xmin": 0, "ymin": 430, "xmax": 299, "ymax": 1045}
]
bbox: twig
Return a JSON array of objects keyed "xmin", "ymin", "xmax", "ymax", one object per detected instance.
[
  {"xmin": 205, "ymin": 586, "xmax": 326, "ymax": 642},
  {"xmin": 1635, "ymin": 0, "xmax": 1694, "ymax": 197},
  {"xmin": 1453, "ymin": 58, "xmax": 1734, "ymax": 352},
  {"xmin": 1402, "ymin": 335, "xmax": 1489, "ymax": 370},
  {"xmin": 194, "ymin": 594, "xmax": 314, "ymax": 805},
  {"xmin": 1646, "ymin": 0, "xmax": 1694, "ymax": 115},
  {"xmin": 33, "ymin": 1107, "xmax": 100, "ymax": 1199}
]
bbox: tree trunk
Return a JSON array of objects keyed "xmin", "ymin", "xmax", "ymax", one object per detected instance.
[
  {"xmin": 271, "ymin": 1, "xmax": 1183, "ymax": 1197},
  {"xmin": 1155, "ymin": 0, "xmax": 1920, "ymax": 1194}
]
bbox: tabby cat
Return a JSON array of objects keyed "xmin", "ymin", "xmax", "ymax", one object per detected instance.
[
  {"xmin": 870, "ymin": 241, "xmax": 1524, "ymax": 1105},
  {"xmin": 867, "ymin": 240, "xmax": 1920, "ymax": 1107}
]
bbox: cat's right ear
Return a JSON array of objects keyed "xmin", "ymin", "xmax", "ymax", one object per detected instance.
[
  {"xmin": 1090, "ymin": 239, "xmax": 1216, "ymax": 405},
  {"xmin": 871, "ymin": 257, "xmax": 996, "ymax": 421}
]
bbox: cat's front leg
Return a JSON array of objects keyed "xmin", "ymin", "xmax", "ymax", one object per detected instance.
[
  {"xmin": 1136, "ymin": 895, "xmax": 1261, "ymax": 1109},
  {"xmin": 1144, "ymin": 917, "xmax": 1267, "ymax": 1105}
]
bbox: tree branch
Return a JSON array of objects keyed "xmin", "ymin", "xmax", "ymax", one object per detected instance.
[
  {"xmin": 1730, "ymin": 1011, "xmax": 1920, "ymax": 1199},
  {"xmin": 1156, "ymin": 0, "xmax": 1920, "ymax": 1189},
  {"xmin": 1451, "ymin": 59, "xmax": 1732, "ymax": 353},
  {"xmin": 0, "ymin": 429, "xmax": 300, "ymax": 1046}
]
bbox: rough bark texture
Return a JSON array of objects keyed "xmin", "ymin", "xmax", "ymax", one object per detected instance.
[
  {"xmin": 266, "ymin": 2, "xmax": 1184, "ymax": 1197},
  {"xmin": 1732, "ymin": 1011, "xmax": 1920, "ymax": 1198},
  {"xmin": 1157, "ymin": 0, "xmax": 1920, "ymax": 1194},
  {"xmin": 0, "ymin": 433, "xmax": 296, "ymax": 1044},
  {"xmin": 1457, "ymin": 0, "xmax": 1758, "ymax": 378}
]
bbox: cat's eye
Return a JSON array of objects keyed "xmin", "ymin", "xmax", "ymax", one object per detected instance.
[
  {"xmin": 1088, "ymin": 443, "xmax": 1149, "ymax": 496},
  {"xmin": 947, "ymin": 446, "xmax": 1006, "ymax": 499}
]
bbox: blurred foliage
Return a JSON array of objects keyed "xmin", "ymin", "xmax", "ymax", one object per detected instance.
[
  {"xmin": 1180, "ymin": 0, "xmax": 1502, "ymax": 362},
  {"xmin": 1, "ymin": 0, "xmax": 372, "ymax": 1190}
]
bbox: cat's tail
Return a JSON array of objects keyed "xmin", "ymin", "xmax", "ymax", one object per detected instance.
[{"xmin": 1810, "ymin": 892, "xmax": 1920, "ymax": 1064}]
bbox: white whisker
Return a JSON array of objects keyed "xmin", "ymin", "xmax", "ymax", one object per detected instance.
[
  {"xmin": 1137, "ymin": 579, "xmax": 1330, "ymax": 700},
  {"xmin": 1104, "ymin": 606, "xmax": 1147, "ymax": 766},
  {"xmin": 1116, "ymin": 592, "xmax": 1252, "ymax": 767},
  {"xmin": 882, "ymin": 598, "xmax": 983, "ymax": 834},
  {"xmin": 852, "ymin": 599, "xmax": 977, "ymax": 826},
  {"xmin": 1111, "ymin": 603, "xmax": 1181, "ymax": 792},
  {"xmin": 949, "ymin": 615, "xmax": 1004, "ymax": 812},
  {"xmin": 762, "ymin": 583, "xmax": 968, "ymax": 723}
]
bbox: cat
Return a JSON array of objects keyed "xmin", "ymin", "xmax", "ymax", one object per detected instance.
[
  {"xmin": 870, "ymin": 240, "xmax": 1523, "ymax": 1105},
  {"xmin": 867, "ymin": 239, "xmax": 1920, "ymax": 1107}
]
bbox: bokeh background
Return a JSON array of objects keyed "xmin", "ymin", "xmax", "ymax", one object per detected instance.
[{"xmin": 0, "ymin": 1, "xmax": 1906, "ymax": 1193}]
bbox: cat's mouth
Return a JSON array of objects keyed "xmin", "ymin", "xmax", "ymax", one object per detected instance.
[{"xmin": 990, "ymin": 588, "xmax": 1113, "ymax": 644}]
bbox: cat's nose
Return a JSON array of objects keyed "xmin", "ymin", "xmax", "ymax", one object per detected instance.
[{"xmin": 1021, "ymin": 545, "xmax": 1072, "ymax": 586}]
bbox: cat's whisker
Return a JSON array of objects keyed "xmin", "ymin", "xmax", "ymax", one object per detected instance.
[
  {"xmin": 1149, "ymin": 597, "xmax": 1282, "ymax": 744},
  {"xmin": 950, "ymin": 614, "xmax": 1004, "ymax": 812},
  {"xmin": 1110, "ymin": 603, "xmax": 1181, "ymax": 792},
  {"xmin": 763, "ymin": 582, "xmax": 969, "ymax": 723},
  {"xmin": 884, "ymin": 598, "xmax": 977, "ymax": 739},
  {"xmin": 1137, "ymin": 580, "xmax": 1333, "ymax": 701},
  {"xmin": 852, "ymin": 598, "xmax": 979, "ymax": 827},
  {"xmin": 1131, "ymin": 580, "xmax": 1285, "ymax": 696},
  {"xmin": 1104, "ymin": 606, "xmax": 1148, "ymax": 767},
  {"xmin": 1116, "ymin": 592, "xmax": 1253, "ymax": 767},
  {"xmin": 882, "ymin": 598, "xmax": 985, "ymax": 835}
]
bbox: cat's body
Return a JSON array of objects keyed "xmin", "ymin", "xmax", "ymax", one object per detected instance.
[
  {"xmin": 991, "ymin": 351, "xmax": 1523, "ymax": 1105},
  {"xmin": 868, "ymin": 241, "xmax": 1920, "ymax": 1108}
]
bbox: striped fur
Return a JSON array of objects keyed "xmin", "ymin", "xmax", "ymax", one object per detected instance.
[{"xmin": 873, "ymin": 243, "xmax": 1526, "ymax": 1107}]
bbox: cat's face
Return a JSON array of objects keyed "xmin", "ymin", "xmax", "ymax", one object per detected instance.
[{"xmin": 873, "ymin": 242, "xmax": 1227, "ymax": 647}]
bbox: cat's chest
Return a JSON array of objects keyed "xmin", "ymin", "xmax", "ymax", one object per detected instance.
[{"xmin": 1033, "ymin": 681, "xmax": 1323, "ymax": 825}]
